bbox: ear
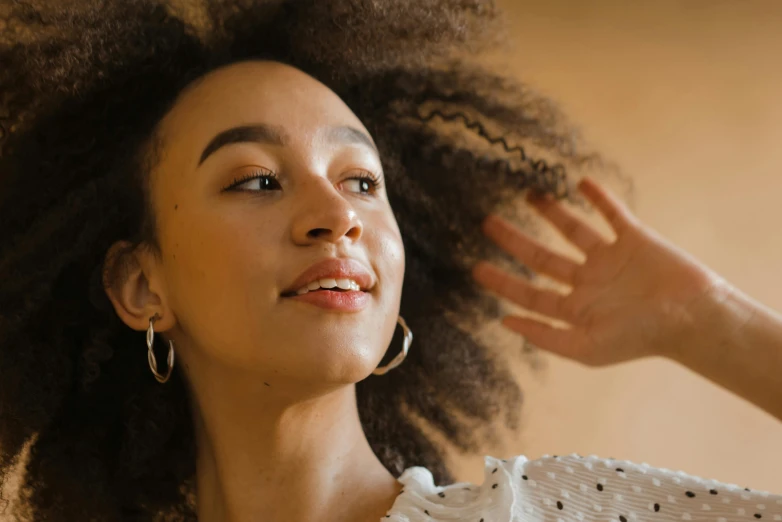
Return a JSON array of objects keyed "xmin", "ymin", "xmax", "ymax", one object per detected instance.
[{"xmin": 101, "ymin": 240, "xmax": 176, "ymax": 333}]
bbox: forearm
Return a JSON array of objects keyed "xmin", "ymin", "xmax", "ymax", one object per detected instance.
[{"xmin": 668, "ymin": 283, "xmax": 782, "ymax": 423}]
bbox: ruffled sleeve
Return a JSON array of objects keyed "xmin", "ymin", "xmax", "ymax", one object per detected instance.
[
  {"xmin": 383, "ymin": 453, "xmax": 782, "ymax": 521},
  {"xmin": 503, "ymin": 453, "xmax": 782, "ymax": 522}
]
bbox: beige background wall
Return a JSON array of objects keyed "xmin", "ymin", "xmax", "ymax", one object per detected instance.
[{"xmin": 452, "ymin": 0, "xmax": 782, "ymax": 493}]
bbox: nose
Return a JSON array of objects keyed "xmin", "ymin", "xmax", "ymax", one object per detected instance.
[{"xmin": 290, "ymin": 176, "xmax": 363, "ymax": 245}]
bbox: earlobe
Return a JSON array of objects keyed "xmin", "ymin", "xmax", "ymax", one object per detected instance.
[{"xmin": 101, "ymin": 239, "xmax": 172, "ymax": 333}]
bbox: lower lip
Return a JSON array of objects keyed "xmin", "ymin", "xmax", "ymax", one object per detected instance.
[{"xmin": 284, "ymin": 290, "xmax": 370, "ymax": 311}]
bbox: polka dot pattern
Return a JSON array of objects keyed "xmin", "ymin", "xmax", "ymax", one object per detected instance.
[{"xmin": 383, "ymin": 454, "xmax": 782, "ymax": 521}]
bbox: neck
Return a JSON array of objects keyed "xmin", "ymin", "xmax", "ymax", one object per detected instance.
[{"xmin": 186, "ymin": 366, "xmax": 401, "ymax": 522}]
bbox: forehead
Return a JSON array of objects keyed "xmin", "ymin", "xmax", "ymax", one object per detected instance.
[{"xmin": 158, "ymin": 60, "xmax": 366, "ymax": 155}]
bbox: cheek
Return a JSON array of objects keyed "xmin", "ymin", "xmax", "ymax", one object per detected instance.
[
  {"xmin": 167, "ymin": 210, "xmax": 277, "ymax": 285},
  {"xmin": 161, "ymin": 206, "xmax": 283, "ymax": 354},
  {"xmin": 374, "ymin": 218, "xmax": 405, "ymax": 297}
]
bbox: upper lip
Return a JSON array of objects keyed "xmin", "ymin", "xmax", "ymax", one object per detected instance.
[{"xmin": 281, "ymin": 257, "xmax": 375, "ymax": 296}]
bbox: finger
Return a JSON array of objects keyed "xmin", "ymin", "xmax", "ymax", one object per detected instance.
[
  {"xmin": 472, "ymin": 262, "xmax": 571, "ymax": 320},
  {"xmin": 501, "ymin": 315, "xmax": 577, "ymax": 357},
  {"xmin": 526, "ymin": 192, "xmax": 609, "ymax": 253},
  {"xmin": 481, "ymin": 214, "xmax": 582, "ymax": 285},
  {"xmin": 577, "ymin": 176, "xmax": 637, "ymax": 234}
]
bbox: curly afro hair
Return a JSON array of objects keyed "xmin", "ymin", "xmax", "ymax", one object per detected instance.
[{"xmin": 0, "ymin": 0, "xmax": 605, "ymax": 520}]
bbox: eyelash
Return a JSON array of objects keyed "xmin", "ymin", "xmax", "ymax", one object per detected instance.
[{"xmin": 223, "ymin": 168, "xmax": 383, "ymax": 194}]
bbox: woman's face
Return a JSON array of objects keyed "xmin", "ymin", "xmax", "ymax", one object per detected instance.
[{"xmin": 141, "ymin": 60, "xmax": 405, "ymax": 389}]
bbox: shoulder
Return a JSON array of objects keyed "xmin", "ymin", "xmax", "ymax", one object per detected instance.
[{"xmin": 385, "ymin": 453, "xmax": 782, "ymax": 521}]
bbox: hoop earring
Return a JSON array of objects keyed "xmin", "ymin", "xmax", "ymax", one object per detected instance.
[
  {"xmin": 147, "ymin": 315, "xmax": 175, "ymax": 383},
  {"xmin": 372, "ymin": 315, "xmax": 413, "ymax": 376}
]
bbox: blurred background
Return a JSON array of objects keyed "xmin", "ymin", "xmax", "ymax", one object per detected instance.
[{"xmin": 448, "ymin": 0, "xmax": 782, "ymax": 493}]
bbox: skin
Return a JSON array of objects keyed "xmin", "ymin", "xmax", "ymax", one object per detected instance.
[
  {"xmin": 102, "ymin": 59, "xmax": 782, "ymax": 521},
  {"xmin": 105, "ymin": 60, "xmax": 405, "ymax": 522},
  {"xmin": 473, "ymin": 177, "xmax": 782, "ymax": 423}
]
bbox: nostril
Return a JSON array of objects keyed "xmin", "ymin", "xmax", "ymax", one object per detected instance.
[{"xmin": 307, "ymin": 228, "xmax": 330, "ymax": 239}]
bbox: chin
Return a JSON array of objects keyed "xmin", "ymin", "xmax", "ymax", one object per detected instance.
[{"xmin": 294, "ymin": 347, "xmax": 380, "ymax": 384}]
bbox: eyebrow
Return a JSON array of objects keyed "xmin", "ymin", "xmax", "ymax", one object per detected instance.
[{"xmin": 197, "ymin": 123, "xmax": 378, "ymax": 166}]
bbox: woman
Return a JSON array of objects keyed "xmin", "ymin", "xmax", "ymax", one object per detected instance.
[{"xmin": 0, "ymin": 0, "xmax": 779, "ymax": 521}]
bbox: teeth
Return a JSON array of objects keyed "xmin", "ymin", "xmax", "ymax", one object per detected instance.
[
  {"xmin": 335, "ymin": 278, "xmax": 353, "ymax": 290},
  {"xmin": 293, "ymin": 278, "xmax": 362, "ymax": 295}
]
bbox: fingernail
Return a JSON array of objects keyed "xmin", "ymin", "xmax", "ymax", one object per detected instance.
[{"xmin": 481, "ymin": 214, "xmax": 498, "ymax": 231}]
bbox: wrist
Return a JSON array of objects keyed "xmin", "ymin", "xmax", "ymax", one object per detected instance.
[
  {"xmin": 662, "ymin": 276, "xmax": 782, "ymax": 422},
  {"xmin": 666, "ymin": 278, "xmax": 755, "ymax": 366}
]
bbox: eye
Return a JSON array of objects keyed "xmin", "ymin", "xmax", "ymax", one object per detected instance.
[
  {"xmin": 222, "ymin": 168, "xmax": 280, "ymax": 192},
  {"xmin": 340, "ymin": 170, "xmax": 383, "ymax": 195},
  {"xmin": 221, "ymin": 168, "xmax": 384, "ymax": 194}
]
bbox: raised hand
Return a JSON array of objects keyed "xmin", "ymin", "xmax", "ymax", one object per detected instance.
[{"xmin": 471, "ymin": 177, "xmax": 726, "ymax": 366}]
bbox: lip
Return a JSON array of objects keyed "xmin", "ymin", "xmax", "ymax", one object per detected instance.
[
  {"xmin": 281, "ymin": 257, "xmax": 375, "ymax": 296},
  {"xmin": 284, "ymin": 289, "xmax": 371, "ymax": 312}
]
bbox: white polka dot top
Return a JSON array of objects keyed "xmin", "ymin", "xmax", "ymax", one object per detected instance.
[{"xmin": 383, "ymin": 453, "xmax": 782, "ymax": 522}]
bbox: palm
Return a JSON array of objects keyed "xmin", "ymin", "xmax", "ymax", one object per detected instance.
[{"xmin": 473, "ymin": 177, "xmax": 721, "ymax": 366}]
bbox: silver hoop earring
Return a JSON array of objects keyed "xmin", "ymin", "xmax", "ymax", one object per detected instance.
[
  {"xmin": 147, "ymin": 315, "xmax": 175, "ymax": 383},
  {"xmin": 372, "ymin": 315, "xmax": 413, "ymax": 376}
]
